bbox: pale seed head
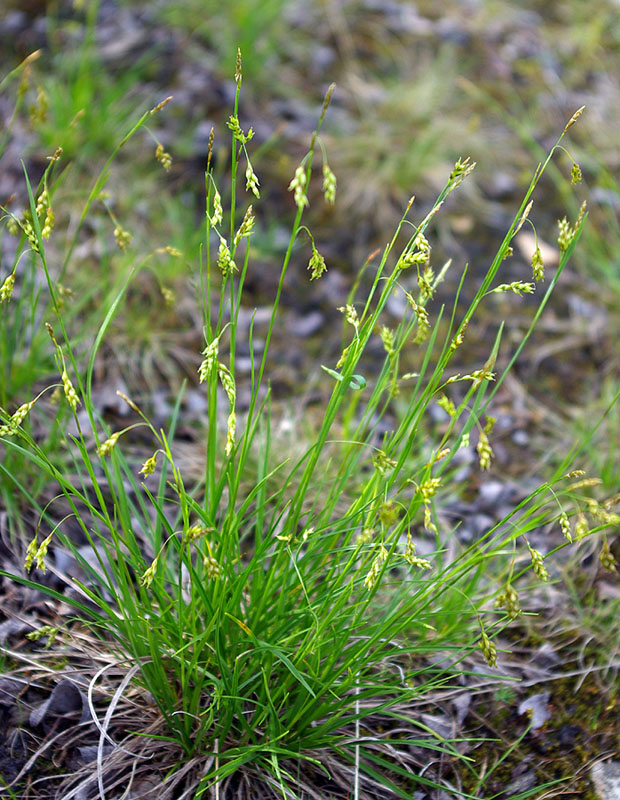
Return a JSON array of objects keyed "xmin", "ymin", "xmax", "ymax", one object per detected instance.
[
  {"xmin": 161, "ymin": 286, "xmax": 175, "ymax": 307},
  {"xmin": 235, "ymin": 205, "xmax": 255, "ymax": 245},
  {"xmin": 158, "ymin": 245, "xmax": 182, "ymax": 257},
  {"xmin": 462, "ymin": 367, "xmax": 495, "ymax": 389},
  {"xmin": 336, "ymin": 343, "xmax": 350, "ymax": 369},
  {"xmin": 574, "ymin": 512, "xmax": 589, "ymax": 540},
  {"xmin": 575, "ymin": 200, "xmax": 587, "ymax": 230},
  {"xmin": 0, "ymin": 273, "xmax": 16, "ymax": 303},
  {"xmin": 338, "ymin": 303, "xmax": 358, "ymax": 329},
  {"xmin": 567, "ymin": 478, "xmax": 602, "ymax": 491},
  {"xmin": 199, "ymin": 336, "xmax": 219, "ymax": 383},
  {"xmin": 423, "ymin": 503, "xmax": 437, "ymax": 534},
  {"xmin": 139, "ymin": 452, "xmax": 158, "ymax": 477},
  {"xmin": 419, "ymin": 477, "xmax": 441, "ymax": 502},
  {"xmin": 477, "ymin": 430, "xmax": 493, "ymax": 471},
  {"xmin": 514, "ymin": 200, "xmax": 533, "ymax": 234},
  {"xmin": 449, "ymin": 320, "xmax": 468, "ymax": 354},
  {"xmin": 364, "ymin": 544, "xmax": 388, "ymax": 590},
  {"xmin": 116, "ymin": 390, "xmax": 141, "ymax": 413},
  {"xmin": 378, "ymin": 500, "xmax": 399, "ymax": 527},
  {"xmin": 308, "ymin": 245, "xmax": 327, "ymax": 280},
  {"xmin": 6, "ymin": 400, "xmax": 36, "ymax": 432},
  {"xmin": 425, "ymin": 447, "xmax": 450, "ymax": 467},
  {"xmin": 288, "ymin": 164, "xmax": 309, "ymax": 209},
  {"xmin": 22, "ymin": 217, "xmax": 39, "ymax": 251},
  {"xmin": 563, "ymin": 105, "xmax": 585, "ymax": 133},
  {"xmin": 235, "ymin": 48, "xmax": 242, "ymax": 85},
  {"xmin": 29, "ymin": 85, "xmax": 48, "ymax": 125},
  {"xmin": 245, "ymin": 163, "xmax": 260, "ymax": 198},
  {"xmin": 531, "ymin": 246, "xmax": 544, "ymax": 282},
  {"xmin": 418, "ymin": 265, "xmax": 435, "ymax": 302},
  {"xmin": 437, "ymin": 394, "xmax": 456, "ymax": 418},
  {"xmin": 6, "ymin": 217, "xmax": 20, "ymax": 236},
  {"xmin": 218, "ymin": 363, "xmax": 236, "ymax": 405},
  {"xmin": 97, "ymin": 431, "xmax": 121, "ymax": 458},
  {"xmin": 372, "ymin": 450, "xmax": 397, "ymax": 474},
  {"xmin": 207, "ymin": 127, "xmax": 214, "ymax": 168},
  {"xmin": 356, "ymin": 528, "xmax": 374, "ymax": 546},
  {"xmin": 450, "ymin": 156, "xmax": 475, "ymax": 183},
  {"xmin": 24, "ymin": 536, "xmax": 38, "ymax": 572},
  {"xmin": 183, "ymin": 523, "xmax": 212, "ymax": 545},
  {"xmin": 412, "ymin": 303, "xmax": 430, "ymax": 343},
  {"xmin": 35, "ymin": 533, "xmax": 53, "ymax": 573},
  {"xmin": 61, "ymin": 369, "xmax": 80, "ymax": 410},
  {"xmin": 155, "ymin": 143, "xmax": 172, "ymax": 171},
  {"xmin": 227, "ymin": 115, "xmax": 254, "ymax": 144},
  {"xmin": 225, "ymin": 410, "xmax": 236, "ymax": 456},
  {"xmin": 492, "ymin": 281, "xmax": 535, "ymax": 296},
  {"xmin": 114, "ymin": 225, "xmax": 131, "ymax": 251},
  {"xmin": 41, "ymin": 207, "xmax": 55, "ymax": 239},
  {"xmin": 600, "ymin": 540, "xmax": 617, "ymax": 573},
  {"xmin": 209, "ymin": 189, "xmax": 223, "ymax": 228},
  {"xmin": 149, "ymin": 96, "xmax": 173, "ymax": 115},
  {"xmin": 36, "ymin": 189, "xmax": 49, "ymax": 218},
  {"xmin": 380, "ymin": 325, "xmax": 395, "ymax": 356},
  {"xmin": 139, "ymin": 557, "xmax": 159, "ymax": 588},
  {"xmin": 404, "ymin": 533, "xmax": 431, "ymax": 569},
  {"xmin": 528, "ymin": 544, "xmax": 549, "ymax": 582},
  {"xmin": 204, "ymin": 555, "xmax": 222, "ymax": 579},
  {"xmin": 559, "ymin": 512, "xmax": 572, "ymax": 543},
  {"xmin": 479, "ymin": 630, "xmax": 498, "ymax": 668},
  {"xmin": 217, "ymin": 237, "xmax": 237, "ymax": 276},
  {"xmin": 322, "ymin": 163, "xmax": 337, "ymax": 205},
  {"xmin": 495, "ymin": 583, "xmax": 521, "ymax": 620},
  {"xmin": 26, "ymin": 625, "xmax": 59, "ymax": 643}
]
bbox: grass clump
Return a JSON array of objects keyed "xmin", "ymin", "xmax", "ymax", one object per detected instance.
[{"xmin": 0, "ymin": 51, "xmax": 612, "ymax": 799}]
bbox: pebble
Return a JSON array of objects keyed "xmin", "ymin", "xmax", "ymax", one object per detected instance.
[
  {"xmin": 511, "ymin": 429, "xmax": 529, "ymax": 446},
  {"xmin": 591, "ymin": 761, "xmax": 620, "ymax": 800},
  {"xmin": 477, "ymin": 479, "xmax": 508, "ymax": 509},
  {"xmin": 469, "ymin": 512, "xmax": 495, "ymax": 537},
  {"xmin": 518, "ymin": 691, "xmax": 550, "ymax": 730}
]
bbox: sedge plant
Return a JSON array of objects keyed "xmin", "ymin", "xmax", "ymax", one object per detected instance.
[{"xmin": 0, "ymin": 52, "xmax": 609, "ymax": 799}]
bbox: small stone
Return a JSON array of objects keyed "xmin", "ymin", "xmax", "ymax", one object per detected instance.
[
  {"xmin": 485, "ymin": 170, "xmax": 518, "ymax": 200},
  {"xmin": 512, "ymin": 429, "xmax": 529, "ymax": 446},
  {"xmin": 478, "ymin": 480, "xmax": 507, "ymax": 509},
  {"xmin": 288, "ymin": 310, "xmax": 324, "ymax": 338},
  {"xmin": 470, "ymin": 513, "xmax": 494, "ymax": 537},
  {"xmin": 518, "ymin": 692, "xmax": 550, "ymax": 730},
  {"xmin": 591, "ymin": 760, "xmax": 620, "ymax": 800}
]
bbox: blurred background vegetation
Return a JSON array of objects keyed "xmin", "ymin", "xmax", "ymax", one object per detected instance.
[
  {"xmin": 1, "ymin": 2, "xmax": 619, "ymax": 794},
  {"xmin": 2, "ymin": 0, "xmax": 618, "ymax": 466}
]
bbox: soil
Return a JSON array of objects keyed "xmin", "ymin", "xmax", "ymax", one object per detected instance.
[{"xmin": 0, "ymin": 1, "xmax": 619, "ymax": 798}]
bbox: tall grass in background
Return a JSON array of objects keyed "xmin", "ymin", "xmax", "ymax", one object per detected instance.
[{"xmin": 1, "ymin": 51, "xmax": 617, "ymax": 799}]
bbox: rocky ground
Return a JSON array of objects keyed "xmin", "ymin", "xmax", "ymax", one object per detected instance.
[{"xmin": 0, "ymin": 1, "xmax": 619, "ymax": 798}]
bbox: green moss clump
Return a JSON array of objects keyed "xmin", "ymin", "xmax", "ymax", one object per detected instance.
[{"xmin": 457, "ymin": 672, "xmax": 619, "ymax": 798}]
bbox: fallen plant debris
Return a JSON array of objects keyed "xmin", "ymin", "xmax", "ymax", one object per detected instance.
[{"xmin": 1, "ymin": 7, "xmax": 620, "ymax": 799}]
